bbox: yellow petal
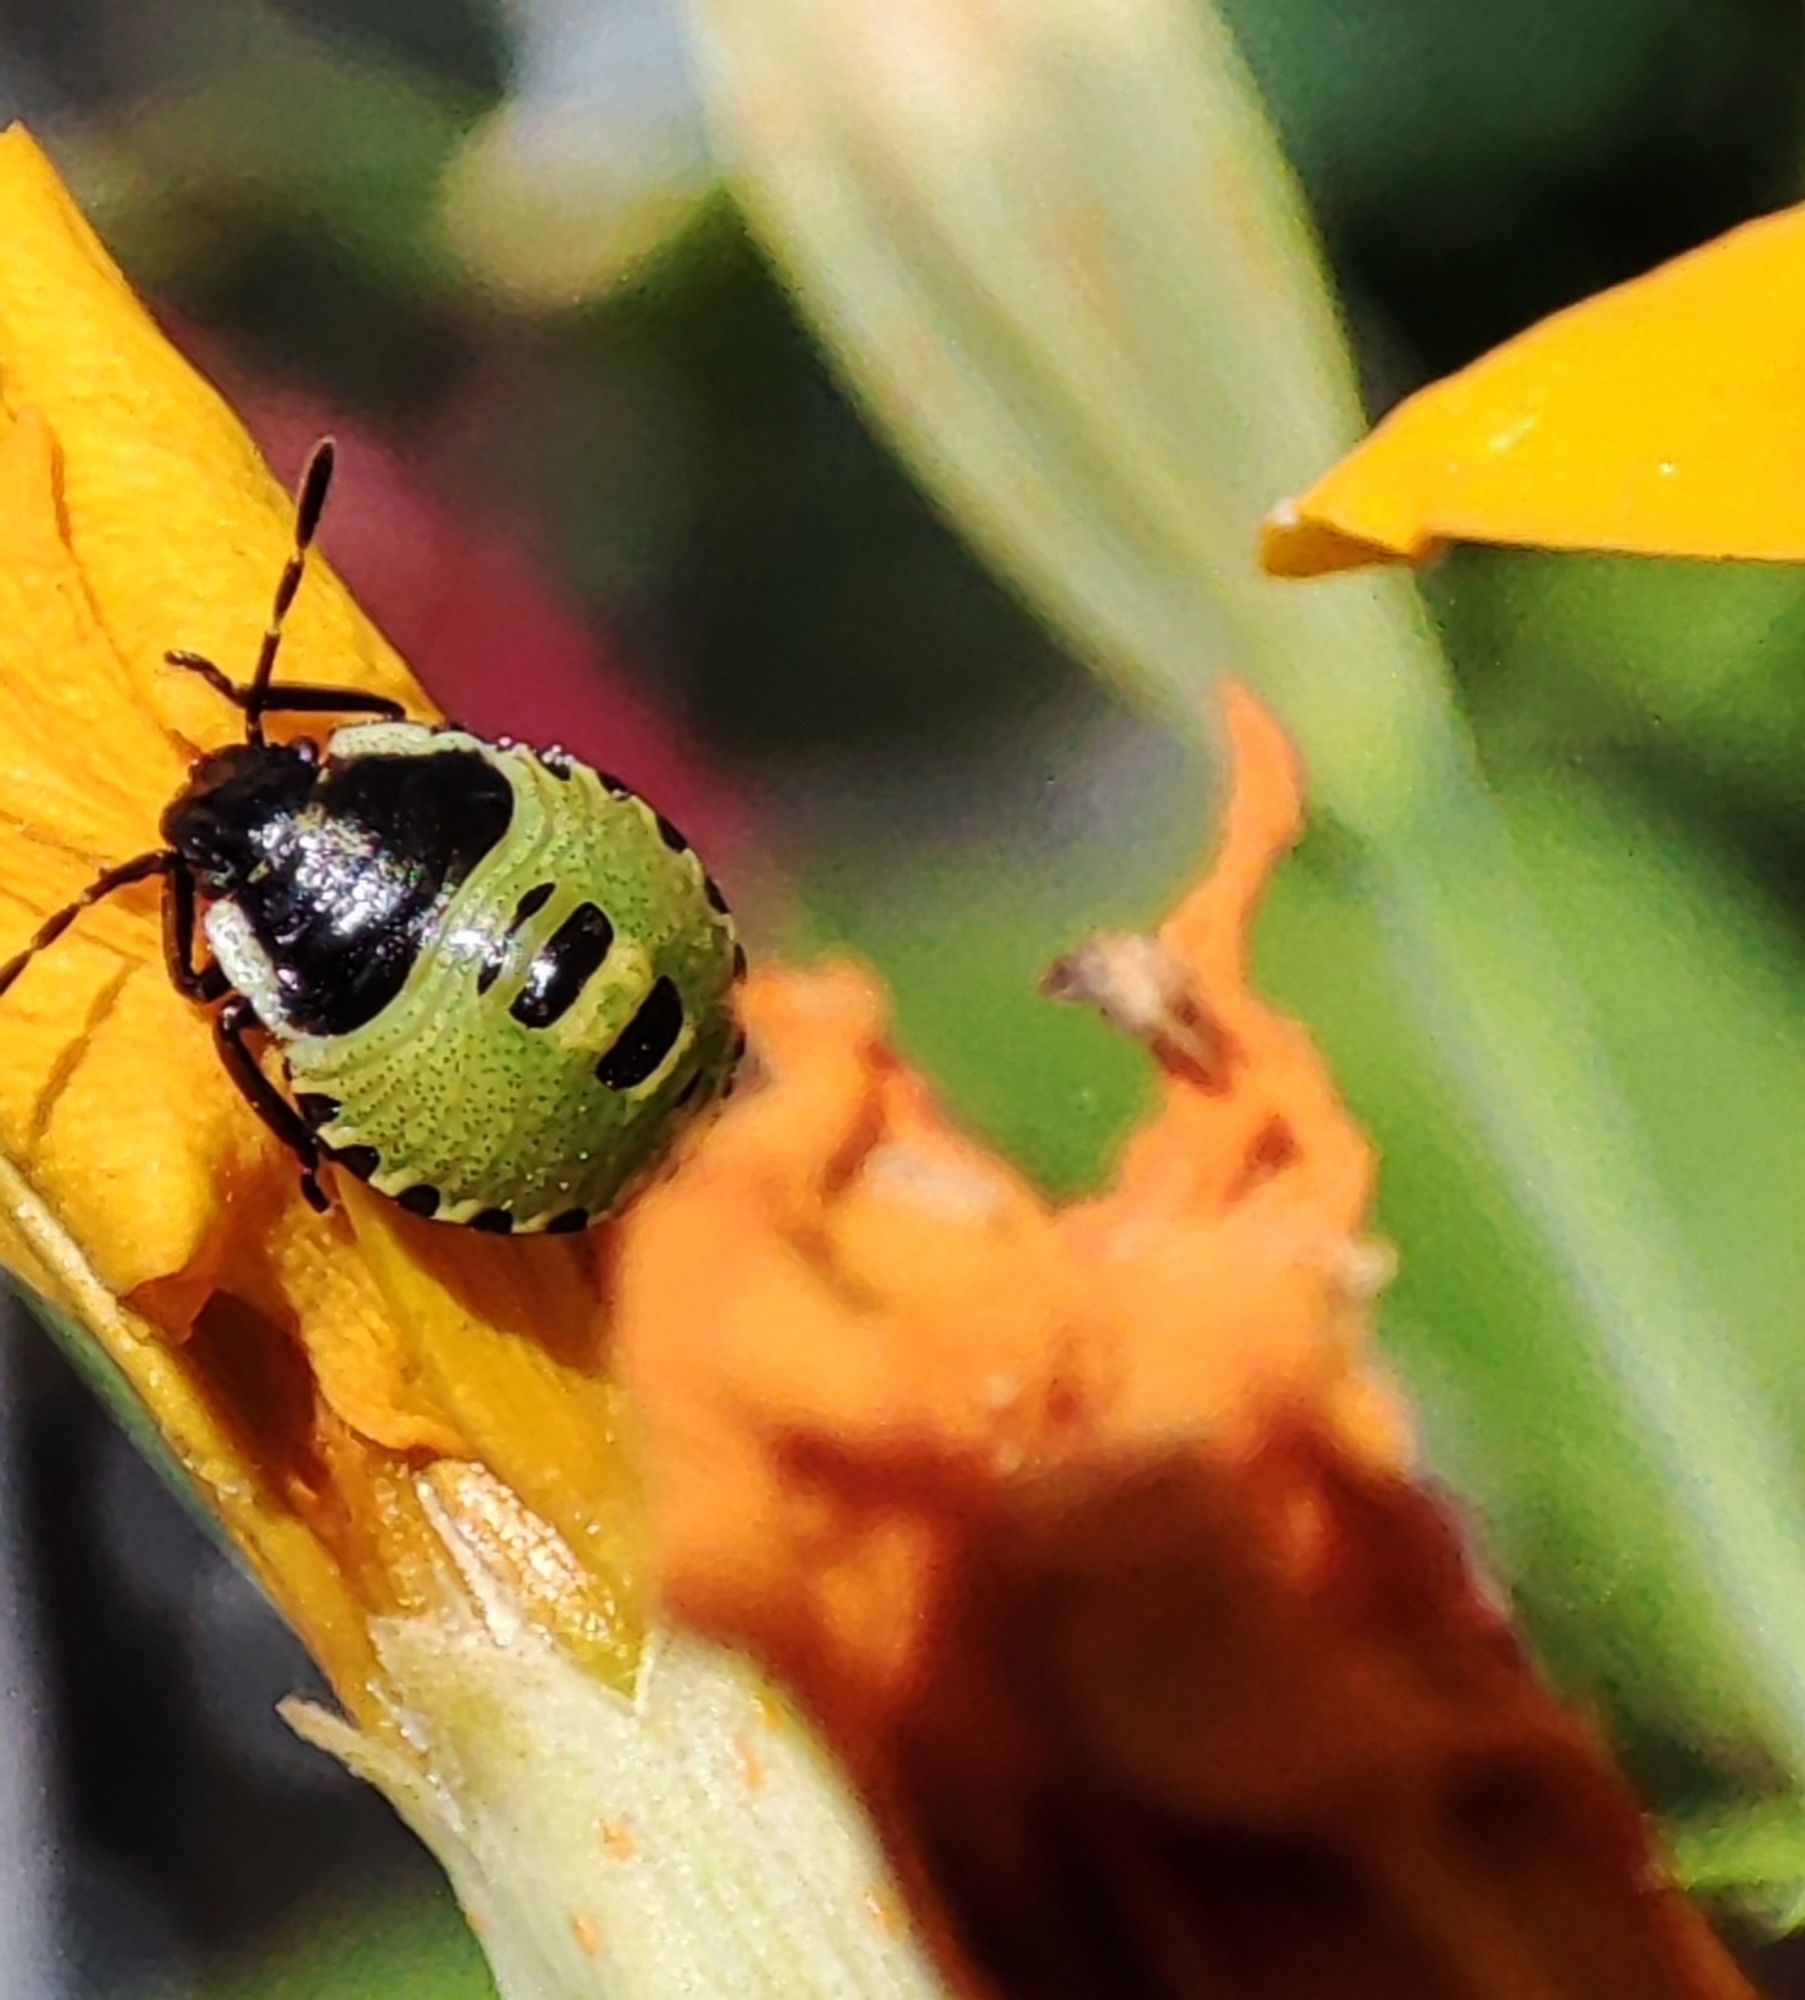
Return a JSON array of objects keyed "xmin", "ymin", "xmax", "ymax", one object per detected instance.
[
  {"xmin": 0, "ymin": 123, "xmax": 643, "ymax": 1707},
  {"xmin": 0, "ymin": 405, "xmax": 271, "ymax": 1304},
  {"xmin": 1262, "ymin": 203, "xmax": 1805, "ymax": 574},
  {"xmin": 0, "ymin": 129, "xmax": 420, "ymax": 741},
  {"xmin": 0, "ymin": 412, "xmax": 189, "ymax": 859}
]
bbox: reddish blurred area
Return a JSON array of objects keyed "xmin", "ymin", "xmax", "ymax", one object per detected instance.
[{"xmin": 173, "ymin": 326, "xmax": 752, "ymax": 872}]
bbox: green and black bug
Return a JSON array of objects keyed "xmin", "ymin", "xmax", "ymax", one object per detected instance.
[{"xmin": 0, "ymin": 442, "xmax": 745, "ymax": 1232}]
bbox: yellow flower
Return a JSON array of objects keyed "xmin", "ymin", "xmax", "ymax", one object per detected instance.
[
  {"xmin": 0, "ymin": 120, "xmax": 944, "ymax": 1999},
  {"xmin": 0, "ymin": 120, "xmax": 641, "ymax": 1707},
  {"xmin": 1261, "ymin": 203, "xmax": 1805, "ymax": 574},
  {"xmin": 0, "ymin": 120, "xmax": 1754, "ymax": 1999}
]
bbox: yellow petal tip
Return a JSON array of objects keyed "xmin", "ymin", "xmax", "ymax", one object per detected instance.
[
  {"xmin": 1263, "ymin": 200, "xmax": 1805, "ymax": 575},
  {"xmin": 1257, "ymin": 495, "xmax": 1429, "ymax": 578}
]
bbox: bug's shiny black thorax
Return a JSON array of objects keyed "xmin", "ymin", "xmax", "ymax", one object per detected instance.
[{"xmin": 164, "ymin": 741, "xmax": 516, "ymax": 1036}]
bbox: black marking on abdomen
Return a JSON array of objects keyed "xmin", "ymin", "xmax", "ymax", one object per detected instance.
[
  {"xmin": 510, "ymin": 901, "xmax": 615, "ymax": 1029},
  {"xmin": 333, "ymin": 1143, "xmax": 380, "ymax": 1181},
  {"xmin": 595, "ymin": 976, "xmax": 684, "ymax": 1090},
  {"xmin": 398, "ymin": 1184, "xmax": 441, "ymax": 1217},
  {"xmin": 704, "ymin": 875, "xmax": 729, "ymax": 914},
  {"xmin": 732, "ymin": 942, "xmax": 748, "ymax": 982},
  {"xmin": 545, "ymin": 1207, "xmax": 589, "ymax": 1234},
  {"xmin": 655, "ymin": 812, "xmax": 688, "ymax": 853},
  {"xmin": 595, "ymin": 770, "xmax": 632, "ymax": 799},
  {"xmin": 470, "ymin": 1206, "xmax": 514, "ymax": 1234},
  {"xmin": 478, "ymin": 881, "xmax": 555, "ymax": 995},
  {"xmin": 296, "ymin": 1092, "xmax": 341, "ymax": 1129}
]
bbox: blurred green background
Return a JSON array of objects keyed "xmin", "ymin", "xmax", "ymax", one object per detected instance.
[{"xmin": 5, "ymin": 0, "xmax": 1805, "ymax": 1991}]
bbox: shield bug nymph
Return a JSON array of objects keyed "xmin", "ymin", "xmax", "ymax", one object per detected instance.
[{"xmin": 0, "ymin": 443, "xmax": 746, "ymax": 1233}]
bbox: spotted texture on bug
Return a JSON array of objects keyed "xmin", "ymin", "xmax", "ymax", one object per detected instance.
[{"xmin": 280, "ymin": 723, "xmax": 742, "ymax": 1230}]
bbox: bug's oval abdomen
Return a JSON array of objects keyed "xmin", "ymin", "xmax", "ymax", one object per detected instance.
[{"xmin": 281, "ymin": 724, "xmax": 742, "ymax": 1231}]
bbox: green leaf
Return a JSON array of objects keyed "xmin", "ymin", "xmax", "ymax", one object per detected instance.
[
  {"xmin": 1257, "ymin": 763, "xmax": 1805, "ymax": 1765},
  {"xmin": 68, "ymin": 2, "xmax": 484, "ymax": 299}
]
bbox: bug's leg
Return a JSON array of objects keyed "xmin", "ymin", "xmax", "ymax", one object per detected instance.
[
  {"xmin": 165, "ymin": 651, "xmax": 407, "ymax": 725},
  {"xmin": 0, "ymin": 850, "xmax": 175, "ymax": 1001},
  {"xmin": 213, "ymin": 996, "xmax": 329, "ymax": 1213},
  {"xmin": 247, "ymin": 684, "xmax": 408, "ymax": 722},
  {"xmin": 161, "ymin": 863, "xmax": 228, "ymax": 1002}
]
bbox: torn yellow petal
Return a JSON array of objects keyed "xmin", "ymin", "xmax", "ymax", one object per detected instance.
[
  {"xmin": 0, "ymin": 951, "xmax": 272, "ymax": 1321},
  {"xmin": 346, "ymin": 1195, "xmax": 644, "ymax": 1683},
  {"xmin": 242, "ymin": 1200, "xmax": 467, "ymax": 1459},
  {"xmin": 0, "ymin": 413, "xmax": 190, "ymax": 859},
  {"xmin": 0, "ymin": 129, "xmax": 420, "ymax": 741},
  {"xmin": 0, "ymin": 1150, "xmax": 383, "ymax": 1700},
  {"xmin": 0, "ymin": 122, "xmax": 645, "ymax": 1714},
  {"xmin": 1262, "ymin": 202, "xmax": 1805, "ymax": 574}
]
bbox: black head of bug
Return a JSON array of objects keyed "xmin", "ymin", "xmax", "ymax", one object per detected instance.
[
  {"xmin": 164, "ymin": 743, "xmax": 515, "ymax": 1036},
  {"xmin": 160, "ymin": 742, "xmax": 317, "ymax": 895}
]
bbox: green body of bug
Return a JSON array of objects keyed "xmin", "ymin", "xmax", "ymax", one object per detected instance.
[
  {"xmin": 0, "ymin": 442, "xmax": 745, "ymax": 1233},
  {"xmin": 205, "ymin": 723, "xmax": 744, "ymax": 1232}
]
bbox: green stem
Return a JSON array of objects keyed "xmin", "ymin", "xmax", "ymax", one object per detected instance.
[{"xmin": 1358, "ymin": 714, "xmax": 1805, "ymax": 1770}]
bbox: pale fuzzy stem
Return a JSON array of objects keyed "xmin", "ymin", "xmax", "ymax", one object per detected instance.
[{"xmin": 286, "ymin": 1467, "xmax": 946, "ymax": 2000}]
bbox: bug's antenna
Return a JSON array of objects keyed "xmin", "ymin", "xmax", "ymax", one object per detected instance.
[{"xmin": 244, "ymin": 438, "xmax": 336, "ymax": 747}]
